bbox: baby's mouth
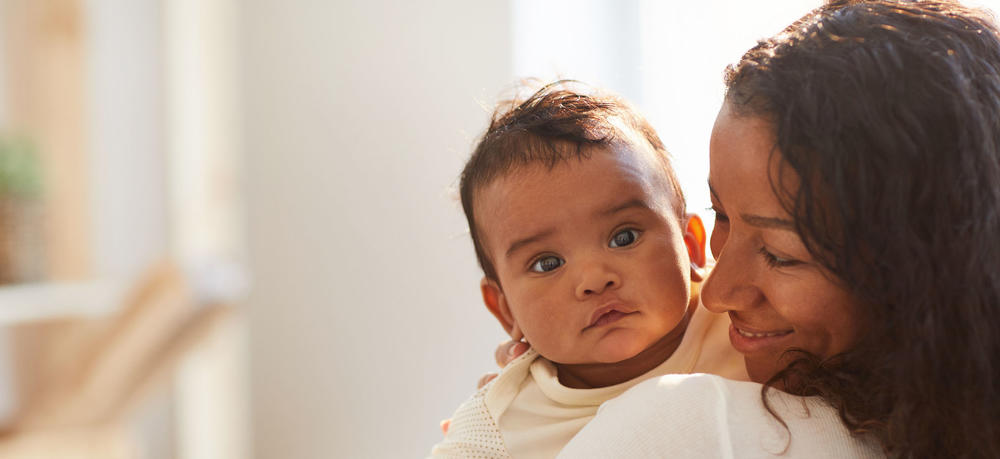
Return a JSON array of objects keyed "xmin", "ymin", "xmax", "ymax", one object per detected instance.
[
  {"xmin": 591, "ymin": 310, "xmax": 628, "ymax": 328},
  {"xmin": 585, "ymin": 305, "xmax": 637, "ymax": 330}
]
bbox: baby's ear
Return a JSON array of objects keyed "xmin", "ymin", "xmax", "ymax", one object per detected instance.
[
  {"xmin": 481, "ymin": 277, "xmax": 518, "ymax": 338},
  {"xmin": 683, "ymin": 214, "xmax": 707, "ymax": 282}
]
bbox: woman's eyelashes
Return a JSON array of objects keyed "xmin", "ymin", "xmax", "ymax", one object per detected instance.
[
  {"xmin": 609, "ymin": 228, "xmax": 640, "ymax": 248},
  {"xmin": 757, "ymin": 246, "xmax": 801, "ymax": 268},
  {"xmin": 707, "ymin": 201, "xmax": 801, "ymax": 269},
  {"xmin": 529, "ymin": 255, "xmax": 564, "ymax": 273},
  {"xmin": 708, "ymin": 206, "xmax": 729, "ymax": 224}
]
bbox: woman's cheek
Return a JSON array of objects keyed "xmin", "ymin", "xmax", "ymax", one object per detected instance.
[{"xmin": 709, "ymin": 223, "xmax": 728, "ymax": 259}]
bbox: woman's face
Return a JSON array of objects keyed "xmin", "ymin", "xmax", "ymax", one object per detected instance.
[{"xmin": 702, "ymin": 102, "xmax": 865, "ymax": 383}]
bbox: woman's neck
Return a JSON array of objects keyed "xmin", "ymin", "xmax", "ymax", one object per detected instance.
[{"xmin": 555, "ymin": 299, "xmax": 696, "ymax": 389}]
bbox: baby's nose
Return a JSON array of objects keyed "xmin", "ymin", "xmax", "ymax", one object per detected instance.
[{"xmin": 575, "ymin": 268, "xmax": 621, "ymax": 298}]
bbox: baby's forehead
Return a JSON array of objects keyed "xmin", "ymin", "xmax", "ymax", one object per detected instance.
[
  {"xmin": 479, "ymin": 142, "xmax": 680, "ymax": 207},
  {"xmin": 473, "ymin": 147, "xmax": 683, "ymax": 236}
]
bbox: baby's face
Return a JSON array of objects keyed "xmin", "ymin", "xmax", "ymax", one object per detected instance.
[{"xmin": 475, "ymin": 144, "xmax": 693, "ymax": 364}]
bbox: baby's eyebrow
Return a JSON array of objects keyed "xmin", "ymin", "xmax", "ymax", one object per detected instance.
[
  {"xmin": 596, "ymin": 198, "xmax": 651, "ymax": 217},
  {"xmin": 503, "ymin": 199, "xmax": 651, "ymax": 259},
  {"xmin": 505, "ymin": 228, "xmax": 556, "ymax": 259}
]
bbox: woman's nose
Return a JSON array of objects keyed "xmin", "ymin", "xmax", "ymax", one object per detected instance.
[
  {"xmin": 701, "ymin": 243, "xmax": 762, "ymax": 314},
  {"xmin": 574, "ymin": 262, "xmax": 621, "ymax": 299}
]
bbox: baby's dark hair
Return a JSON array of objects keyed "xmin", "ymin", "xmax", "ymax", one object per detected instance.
[{"xmin": 460, "ymin": 81, "xmax": 683, "ymax": 281}]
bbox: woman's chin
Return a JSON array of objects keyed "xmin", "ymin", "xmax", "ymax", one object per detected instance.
[{"xmin": 744, "ymin": 356, "xmax": 781, "ymax": 385}]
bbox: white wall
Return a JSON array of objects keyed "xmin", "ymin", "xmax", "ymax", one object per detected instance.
[
  {"xmin": 241, "ymin": 2, "xmax": 512, "ymax": 457},
  {"xmin": 512, "ymin": 0, "xmax": 643, "ymax": 101},
  {"xmin": 84, "ymin": 3, "xmax": 172, "ymax": 455},
  {"xmin": 85, "ymin": 0, "xmax": 168, "ymax": 280},
  {"xmin": 636, "ymin": 0, "xmax": 822, "ymax": 238}
]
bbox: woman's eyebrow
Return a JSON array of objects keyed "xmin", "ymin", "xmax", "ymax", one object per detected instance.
[
  {"xmin": 708, "ymin": 181, "xmax": 795, "ymax": 231},
  {"xmin": 742, "ymin": 214, "xmax": 795, "ymax": 231},
  {"xmin": 708, "ymin": 182, "xmax": 721, "ymax": 204}
]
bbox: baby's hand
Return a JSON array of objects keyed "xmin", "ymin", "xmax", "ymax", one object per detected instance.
[
  {"xmin": 494, "ymin": 340, "xmax": 530, "ymax": 369},
  {"xmin": 475, "ymin": 339, "xmax": 531, "ymax": 389},
  {"xmin": 485, "ymin": 323, "xmax": 528, "ymax": 386}
]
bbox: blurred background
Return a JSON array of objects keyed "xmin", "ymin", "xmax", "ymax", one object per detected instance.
[{"xmin": 0, "ymin": 0, "xmax": 994, "ymax": 457}]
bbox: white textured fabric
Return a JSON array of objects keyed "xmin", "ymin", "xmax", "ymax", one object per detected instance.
[
  {"xmin": 429, "ymin": 379, "xmax": 510, "ymax": 458},
  {"xmin": 430, "ymin": 306, "xmax": 745, "ymax": 458},
  {"xmin": 430, "ymin": 348, "xmax": 536, "ymax": 458},
  {"xmin": 558, "ymin": 373, "xmax": 885, "ymax": 458}
]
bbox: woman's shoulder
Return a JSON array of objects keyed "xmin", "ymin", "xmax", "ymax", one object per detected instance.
[
  {"xmin": 611, "ymin": 373, "xmax": 837, "ymax": 419},
  {"xmin": 558, "ymin": 373, "xmax": 884, "ymax": 458},
  {"xmin": 605, "ymin": 372, "xmax": 765, "ymax": 414},
  {"xmin": 622, "ymin": 372, "xmax": 750, "ymax": 398}
]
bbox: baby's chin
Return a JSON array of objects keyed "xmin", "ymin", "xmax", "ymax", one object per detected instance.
[
  {"xmin": 546, "ymin": 331, "xmax": 659, "ymax": 365},
  {"xmin": 585, "ymin": 338, "xmax": 655, "ymax": 364}
]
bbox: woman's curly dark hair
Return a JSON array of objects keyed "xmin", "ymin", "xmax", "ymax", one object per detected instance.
[{"xmin": 724, "ymin": 1, "xmax": 1000, "ymax": 457}]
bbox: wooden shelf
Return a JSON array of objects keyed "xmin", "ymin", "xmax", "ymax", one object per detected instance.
[{"xmin": 0, "ymin": 279, "xmax": 129, "ymax": 325}]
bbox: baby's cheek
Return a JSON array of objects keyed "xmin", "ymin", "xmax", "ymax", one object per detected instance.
[
  {"xmin": 521, "ymin": 322, "xmax": 574, "ymax": 362},
  {"xmin": 509, "ymin": 294, "xmax": 577, "ymax": 361},
  {"xmin": 521, "ymin": 323, "xmax": 560, "ymax": 357}
]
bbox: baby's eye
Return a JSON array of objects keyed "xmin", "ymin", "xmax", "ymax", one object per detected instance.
[
  {"xmin": 609, "ymin": 229, "xmax": 640, "ymax": 248},
  {"xmin": 529, "ymin": 255, "xmax": 564, "ymax": 273}
]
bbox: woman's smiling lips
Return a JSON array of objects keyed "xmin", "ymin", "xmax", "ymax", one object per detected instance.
[
  {"xmin": 727, "ymin": 322, "xmax": 794, "ymax": 354},
  {"xmin": 585, "ymin": 304, "xmax": 638, "ymax": 330}
]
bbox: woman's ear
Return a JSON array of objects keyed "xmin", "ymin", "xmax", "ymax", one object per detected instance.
[
  {"xmin": 481, "ymin": 277, "xmax": 519, "ymax": 338},
  {"xmin": 683, "ymin": 214, "xmax": 707, "ymax": 282}
]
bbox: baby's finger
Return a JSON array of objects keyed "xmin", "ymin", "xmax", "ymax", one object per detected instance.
[
  {"xmin": 510, "ymin": 322, "xmax": 524, "ymax": 342},
  {"xmin": 494, "ymin": 340, "xmax": 529, "ymax": 368},
  {"xmin": 440, "ymin": 419, "xmax": 451, "ymax": 435},
  {"xmin": 477, "ymin": 372, "xmax": 498, "ymax": 389}
]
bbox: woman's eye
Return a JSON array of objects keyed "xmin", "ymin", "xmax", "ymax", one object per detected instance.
[
  {"xmin": 758, "ymin": 247, "xmax": 801, "ymax": 268},
  {"xmin": 710, "ymin": 206, "xmax": 730, "ymax": 224},
  {"xmin": 609, "ymin": 229, "xmax": 640, "ymax": 248},
  {"xmin": 529, "ymin": 255, "xmax": 564, "ymax": 273}
]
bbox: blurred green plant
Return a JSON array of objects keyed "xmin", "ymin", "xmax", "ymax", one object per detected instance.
[{"xmin": 0, "ymin": 135, "xmax": 43, "ymax": 198}]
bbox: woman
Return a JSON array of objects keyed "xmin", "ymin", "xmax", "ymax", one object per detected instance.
[{"xmin": 498, "ymin": 1, "xmax": 1000, "ymax": 456}]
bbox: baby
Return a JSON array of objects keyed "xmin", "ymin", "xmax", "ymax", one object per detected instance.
[{"xmin": 431, "ymin": 82, "xmax": 745, "ymax": 458}]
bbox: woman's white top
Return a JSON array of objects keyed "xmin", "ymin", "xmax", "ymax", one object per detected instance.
[{"xmin": 557, "ymin": 373, "xmax": 884, "ymax": 458}]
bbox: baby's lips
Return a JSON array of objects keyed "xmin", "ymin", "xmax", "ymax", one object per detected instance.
[{"xmin": 586, "ymin": 302, "xmax": 636, "ymax": 328}]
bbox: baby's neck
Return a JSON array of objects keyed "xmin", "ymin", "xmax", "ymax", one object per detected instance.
[{"xmin": 555, "ymin": 305, "xmax": 693, "ymax": 389}]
